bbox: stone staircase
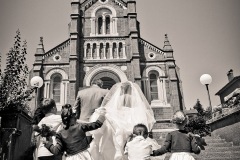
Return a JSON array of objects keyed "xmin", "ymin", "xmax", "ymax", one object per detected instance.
[{"xmin": 161, "ymin": 136, "xmax": 240, "ymax": 160}]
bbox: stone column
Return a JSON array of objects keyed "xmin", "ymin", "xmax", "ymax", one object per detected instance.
[
  {"xmin": 96, "ymin": 44, "xmax": 100, "ymax": 59},
  {"xmin": 90, "ymin": 43, "xmax": 93, "ymax": 59},
  {"xmin": 84, "ymin": 44, "xmax": 87, "ymax": 59},
  {"xmin": 112, "ymin": 18, "xmax": 115, "ymax": 34},
  {"xmin": 103, "ymin": 44, "xmax": 107, "ymax": 59},
  {"xmin": 157, "ymin": 77, "xmax": 163, "ymax": 103},
  {"xmin": 92, "ymin": 18, "xmax": 96, "ymax": 35},
  {"xmin": 110, "ymin": 18, "xmax": 113, "ymax": 35},
  {"xmin": 102, "ymin": 16, "xmax": 106, "ymax": 35},
  {"xmin": 142, "ymin": 77, "xmax": 151, "ymax": 103},
  {"xmin": 109, "ymin": 43, "xmax": 113, "ymax": 59},
  {"xmin": 122, "ymin": 43, "xmax": 126, "ymax": 59},
  {"xmin": 44, "ymin": 82, "xmax": 50, "ymax": 98}
]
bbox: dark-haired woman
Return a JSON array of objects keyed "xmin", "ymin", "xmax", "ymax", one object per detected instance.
[{"xmin": 43, "ymin": 104, "xmax": 105, "ymax": 160}]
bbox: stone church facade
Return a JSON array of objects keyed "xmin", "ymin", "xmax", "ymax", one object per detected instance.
[{"xmin": 32, "ymin": 0, "xmax": 185, "ymax": 133}]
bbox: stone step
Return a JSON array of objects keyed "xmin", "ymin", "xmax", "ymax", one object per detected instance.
[
  {"xmin": 204, "ymin": 146, "xmax": 240, "ymax": 152},
  {"xmin": 163, "ymin": 153, "xmax": 240, "ymax": 160},
  {"xmin": 152, "ymin": 135, "xmax": 240, "ymax": 160},
  {"xmin": 204, "ymin": 136, "xmax": 222, "ymax": 140},
  {"xmin": 195, "ymin": 158, "xmax": 240, "ymax": 160},
  {"xmin": 156, "ymin": 141, "xmax": 233, "ymax": 148},
  {"xmin": 206, "ymin": 142, "xmax": 233, "ymax": 147},
  {"xmin": 152, "ymin": 123, "xmax": 175, "ymax": 129},
  {"xmin": 194, "ymin": 151, "xmax": 240, "ymax": 158},
  {"xmin": 204, "ymin": 139, "xmax": 225, "ymax": 143}
]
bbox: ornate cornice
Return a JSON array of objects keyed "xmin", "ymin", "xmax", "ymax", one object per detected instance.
[
  {"xmin": 83, "ymin": 64, "xmax": 128, "ymax": 86},
  {"xmin": 81, "ymin": 0, "xmax": 127, "ymax": 10},
  {"xmin": 43, "ymin": 39, "xmax": 70, "ymax": 59},
  {"xmin": 139, "ymin": 38, "xmax": 165, "ymax": 56},
  {"xmin": 81, "ymin": 0, "xmax": 98, "ymax": 10},
  {"xmin": 112, "ymin": 0, "xmax": 127, "ymax": 9},
  {"xmin": 84, "ymin": 37, "xmax": 125, "ymax": 42}
]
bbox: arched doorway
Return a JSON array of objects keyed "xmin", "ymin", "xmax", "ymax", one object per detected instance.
[{"xmin": 91, "ymin": 71, "xmax": 120, "ymax": 89}]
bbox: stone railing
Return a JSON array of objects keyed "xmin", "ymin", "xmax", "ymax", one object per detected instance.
[{"xmin": 210, "ymin": 93, "xmax": 240, "ymax": 120}]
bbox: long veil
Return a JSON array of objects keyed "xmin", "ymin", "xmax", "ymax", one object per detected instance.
[{"xmin": 90, "ymin": 81, "xmax": 156, "ymax": 160}]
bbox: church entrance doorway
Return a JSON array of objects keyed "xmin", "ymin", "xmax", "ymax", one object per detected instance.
[
  {"xmin": 90, "ymin": 71, "xmax": 120, "ymax": 90},
  {"xmin": 100, "ymin": 77, "xmax": 116, "ymax": 89}
]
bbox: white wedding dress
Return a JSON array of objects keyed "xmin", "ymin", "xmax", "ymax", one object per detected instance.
[{"xmin": 89, "ymin": 81, "xmax": 156, "ymax": 160}]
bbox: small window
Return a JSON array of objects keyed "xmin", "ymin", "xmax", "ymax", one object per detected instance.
[
  {"xmin": 149, "ymin": 73, "xmax": 158, "ymax": 100},
  {"xmin": 148, "ymin": 52, "xmax": 156, "ymax": 59},
  {"xmin": 100, "ymin": 0, "xmax": 108, "ymax": 4},
  {"xmin": 53, "ymin": 54, "xmax": 61, "ymax": 61}
]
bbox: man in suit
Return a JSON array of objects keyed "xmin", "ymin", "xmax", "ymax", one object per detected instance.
[
  {"xmin": 73, "ymin": 79, "xmax": 108, "ymax": 160},
  {"xmin": 73, "ymin": 79, "xmax": 109, "ymax": 122}
]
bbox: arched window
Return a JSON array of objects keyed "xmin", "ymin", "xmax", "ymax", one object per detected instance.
[
  {"xmin": 98, "ymin": 17, "xmax": 103, "ymax": 34},
  {"xmin": 119, "ymin": 42, "xmax": 123, "ymax": 58},
  {"xmin": 91, "ymin": 7, "xmax": 118, "ymax": 36},
  {"xmin": 149, "ymin": 73, "xmax": 158, "ymax": 100},
  {"xmin": 51, "ymin": 74, "xmax": 62, "ymax": 103},
  {"xmin": 87, "ymin": 43, "xmax": 91, "ymax": 58},
  {"xmin": 106, "ymin": 43, "xmax": 110, "ymax": 58},
  {"xmin": 92, "ymin": 43, "xmax": 97, "ymax": 59},
  {"xmin": 100, "ymin": 43, "xmax": 104, "ymax": 59},
  {"xmin": 106, "ymin": 16, "xmax": 110, "ymax": 34},
  {"xmin": 113, "ymin": 42, "xmax": 117, "ymax": 58}
]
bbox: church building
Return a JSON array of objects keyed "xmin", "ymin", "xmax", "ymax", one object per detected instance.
[{"xmin": 32, "ymin": 0, "xmax": 185, "ymax": 135}]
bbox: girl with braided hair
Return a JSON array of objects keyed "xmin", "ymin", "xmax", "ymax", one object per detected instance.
[{"xmin": 43, "ymin": 104, "xmax": 105, "ymax": 160}]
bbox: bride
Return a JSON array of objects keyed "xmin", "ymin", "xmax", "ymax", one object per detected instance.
[{"xmin": 89, "ymin": 81, "xmax": 156, "ymax": 160}]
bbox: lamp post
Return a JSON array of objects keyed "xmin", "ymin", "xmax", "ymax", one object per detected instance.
[
  {"xmin": 30, "ymin": 76, "xmax": 43, "ymax": 111},
  {"xmin": 200, "ymin": 74, "xmax": 213, "ymax": 113}
]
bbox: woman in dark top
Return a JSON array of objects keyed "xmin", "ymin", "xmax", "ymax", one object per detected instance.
[
  {"xmin": 43, "ymin": 104, "xmax": 105, "ymax": 160},
  {"xmin": 151, "ymin": 110, "xmax": 201, "ymax": 160}
]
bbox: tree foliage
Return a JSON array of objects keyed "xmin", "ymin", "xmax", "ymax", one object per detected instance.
[
  {"xmin": 0, "ymin": 30, "xmax": 34, "ymax": 113},
  {"xmin": 185, "ymin": 99, "xmax": 211, "ymax": 137}
]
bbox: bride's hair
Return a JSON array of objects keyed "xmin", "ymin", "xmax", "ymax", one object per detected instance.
[{"xmin": 121, "ymin": 82, "xmax": 132, "ymax": 95}]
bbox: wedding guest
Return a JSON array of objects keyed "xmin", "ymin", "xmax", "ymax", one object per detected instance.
[
  {"xmin": 73, "ymin": 79, "xmax": 108, "ymax": 122},
  {"xmin": 43, "ymin": 104, "xmax": 106, "ymax": 160},
  {"xmin": 32, "ymin": 98, "xmax": 45, "ymax": 125},
  {"xmin": 35, "ymin": 98, "xmax": 63, "ymax": 160},
  {"xmin": 73, "ymin": 79, "xmax": 108, "ymax": 160},
  {"xmin": 151, "ymin": 110, "xmax": 201, "ymax": 160}
]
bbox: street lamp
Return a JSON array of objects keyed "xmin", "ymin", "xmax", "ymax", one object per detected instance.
[
  {"xmin": 200, "ymin": 74, "xmax": 213, "ymax": 113},
  {"xmin": 30, "ymin": 76, "xmax": 43, "ymax": 111}
]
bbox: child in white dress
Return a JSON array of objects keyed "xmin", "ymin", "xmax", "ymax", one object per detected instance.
[
  {"xmin": 151, "ymin": 110, "xmax": 201, "ymax": 160},
  {"xmin": 124, "ymin": 124, "xmax": 153, "ymax": 160}
]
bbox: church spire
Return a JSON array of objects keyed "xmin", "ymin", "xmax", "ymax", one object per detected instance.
[
  {"xmin": 163, "ymin": 34, "xmax": 173, "ymax": 51},
  {"xmin": 36, "ymin": 37, "xmax": 45, "ymax": 55}
]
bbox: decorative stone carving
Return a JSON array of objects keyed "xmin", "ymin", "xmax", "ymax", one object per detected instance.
[{"xmin": 84, "ymin": 64, "xmax": 128, "ymax": 86}]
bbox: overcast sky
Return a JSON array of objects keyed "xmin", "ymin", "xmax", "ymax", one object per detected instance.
[{"xmin": 1, "ymin": 0, "xmax": 240, "ymax": 109}]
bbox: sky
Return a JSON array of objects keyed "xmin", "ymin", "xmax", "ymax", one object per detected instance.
[{"xmin": 0, "ymin": 0, "xmax": 240, "ymax": 109}]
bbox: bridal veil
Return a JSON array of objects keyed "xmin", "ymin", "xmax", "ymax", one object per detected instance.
[{"xmin": 90, "ymin": 81, "xmax": 156, "ymax": 160}]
